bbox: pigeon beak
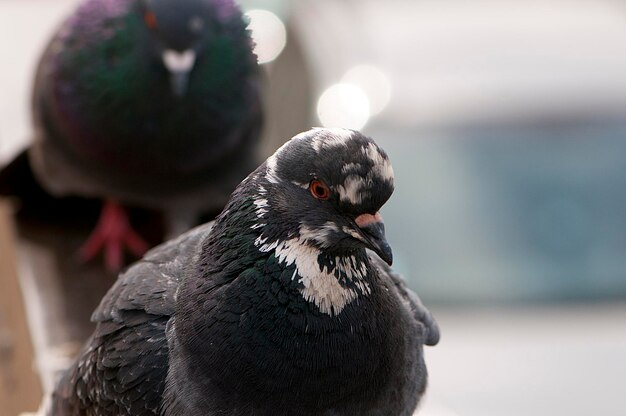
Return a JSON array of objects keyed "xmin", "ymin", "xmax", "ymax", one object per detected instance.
[
  {"xmin": 162, "ymin": 49, "xmax": 196, "ymax": 97},
  {"xmin": 355, "ymin": 212, "xmax": 393, "ymax": 265}
]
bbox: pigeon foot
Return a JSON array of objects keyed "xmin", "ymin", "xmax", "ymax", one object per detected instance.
[{"xmin": 78, "ymin": 201, "xmax": 149, "ymax": 271}]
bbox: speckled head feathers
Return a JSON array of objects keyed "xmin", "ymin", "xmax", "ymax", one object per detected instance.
[{"xmin": 264, "ymin": 127, "xmax": 395, "ymax": 215}]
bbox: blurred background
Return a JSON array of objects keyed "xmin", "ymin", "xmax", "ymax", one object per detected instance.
[{"xmin": 1, "ymin": 0, "xmax": 626, "ymax": 415}]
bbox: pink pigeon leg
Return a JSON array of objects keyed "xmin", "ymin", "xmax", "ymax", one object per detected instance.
[{"xmin": 78, "ymin": 200, "xmax": 149, "ymax": 271}]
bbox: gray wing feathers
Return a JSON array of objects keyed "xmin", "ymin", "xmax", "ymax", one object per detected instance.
[
  {"xmin": 93, "ymin": 222, "xmax": 213, "ymax": 324},
  {"xmin": 50, "ymin": 223, "xmax": 212, "ymax": 415}
]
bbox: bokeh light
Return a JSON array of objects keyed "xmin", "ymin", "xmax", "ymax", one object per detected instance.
[
  {"xmin": 316, "ymin": 83, "xmax": 370, "ymax": 130},
  {"xmin": 246, "ymin": 9, "xmax": 287, "ymax": 64},
  {"xmin": 342, "ymin": 64, "xmax": 391, "ymax": 115}
]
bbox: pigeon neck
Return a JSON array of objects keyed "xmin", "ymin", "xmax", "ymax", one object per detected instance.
[{"xmin": 190, "ymin": 190, "xmax": 375, "ymax": 317}]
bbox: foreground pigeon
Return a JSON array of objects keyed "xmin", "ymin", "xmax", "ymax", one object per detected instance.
[
  {"xmin": 22, "ymin": 0, "xmax": 262, "ymax": 269},
  {"xmin": 50, "ymin": 128, "xmax": 439, "ymax": 416}
]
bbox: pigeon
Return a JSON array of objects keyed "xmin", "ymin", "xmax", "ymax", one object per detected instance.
[
  {"xmin": 49, "ymin": 128, "xmax": 440, "ymax": 416},
  {"xmin": 19, "ymin": 0, "xmax": 263, "ymax": 270}
]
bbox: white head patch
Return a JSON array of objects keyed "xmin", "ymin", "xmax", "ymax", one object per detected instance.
[
  {"xmin": 298, "ymin": 222, "xmax": 339, "ymax": 248},
  {"xmin": 363, "ymin": 142, "xmax": 394, "ymax": 182},
  {"xmin": 337, "ymin": 175, "xmax": 367, "ymax": 205},
  {"xmin": 310, "ymin": 127, "xmax": 355, "ymax": 153},
  {"xmin": 336, "ymin": 143, "xmax": 394, "ymax": 205}
]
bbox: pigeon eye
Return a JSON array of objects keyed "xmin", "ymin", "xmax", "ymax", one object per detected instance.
[
  {"xmin": 310, "ymin": 180, "xmax": 330, "ymax": 200},
  {"xmin": 144, "ymin": 12, "xmax": 158, "ymax": 29}
]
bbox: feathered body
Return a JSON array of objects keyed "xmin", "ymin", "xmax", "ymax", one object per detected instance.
[
  {"xmin": 31, "ymin": 0, "xmax": 262, "ymax": 211},
  {"xmin": 50, "ymin": 129, "xmax": 439, "ymax": 415}
]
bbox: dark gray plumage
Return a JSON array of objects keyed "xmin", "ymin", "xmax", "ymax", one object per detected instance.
[{"xmin": 49, "ymin": 128, "xmax": 439, "ymax": 416}]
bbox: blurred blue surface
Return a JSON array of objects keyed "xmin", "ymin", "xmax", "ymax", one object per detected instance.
[{"xmin": 375, "ymin": 120, "xmax": 626, "ymax": 303}]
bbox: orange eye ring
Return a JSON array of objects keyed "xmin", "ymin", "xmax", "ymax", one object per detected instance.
[
  {"xmin": 144, "ymin": 12, "xmax": 158, "ymax": 29},
  {"xmin": 310, "ymin": 180, "xmax": 330, "ymax": 200}
]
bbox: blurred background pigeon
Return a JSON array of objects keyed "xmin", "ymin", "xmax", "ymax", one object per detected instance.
[
  {"xmin": 1, "ymin": 0, "xmax": 263, "ymax": 270},
  {"xmin": 50, "ymin": 128, "xmax": 438, "ymax": 415}
]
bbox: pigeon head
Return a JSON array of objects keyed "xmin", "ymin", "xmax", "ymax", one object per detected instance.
[
  {"xmin": 257, "ymin": 129, "xmax": 393, "ymax": 263},
  {"xmin": 237, "ymin": 128, "xmax": 395, "ymax": 315},
  {"xmin": 139, "ymin": 0, "xmax": 241, "ymax": 96},
  {"xmin": 253, "ymin": 128, "xmax": 395, "ymax": 265}
]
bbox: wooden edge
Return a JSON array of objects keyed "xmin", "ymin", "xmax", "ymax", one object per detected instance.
[{"xmin": 0, "ymin": 200, "xmax": 44, "ymax": 415}]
